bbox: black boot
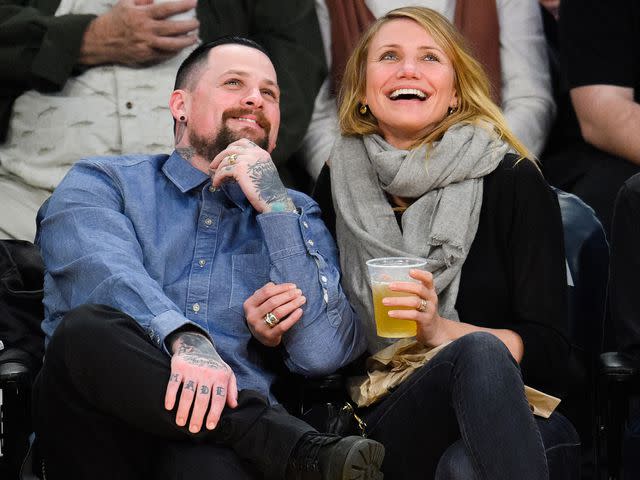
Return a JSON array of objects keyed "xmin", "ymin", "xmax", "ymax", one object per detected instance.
[{"xmin": 286, "ymin": 432, "xmax": 385, "ymax": 480}]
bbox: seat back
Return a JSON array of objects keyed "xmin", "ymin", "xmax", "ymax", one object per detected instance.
[{"xmin": 554, "ymin": 188, "xmax": 609, "ymax": 478}]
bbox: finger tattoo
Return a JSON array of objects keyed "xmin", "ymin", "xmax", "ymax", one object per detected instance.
[
  {"xmin": 200, "ymin": 385, "xmax": 210, "ymax": 395},
  {"xmin": 185, "ymin": 380, "xmax": 195, "ymax": 391},
  {"xmin": 216, "ymin": 386, "xmax": 225, "ymax": 396},
  {"xmin": 170, "ymin": 373, "xmax": 180, "ymax": 382}
]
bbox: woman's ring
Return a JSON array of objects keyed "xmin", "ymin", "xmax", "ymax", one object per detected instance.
[
  {"xmin": 417, "ymin": 298, "xmax": 428, "ymax": 312},
  {"xmin": 264, "ymin": 312, "xmax": 279, "ymax": 328},
  {"xmin": 227, "ymin": 153, "xmax": 238, "ymax": 165}
]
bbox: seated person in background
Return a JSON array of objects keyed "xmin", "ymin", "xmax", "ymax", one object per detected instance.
[
  {"xmin": 313, "ymin": 7, "xmax": 579, "ymax": 479},
  {"xmin": 33, "ymin": 37, "xmax": 384, "ymax": 480},
  {"xmin": 542, "ymin": 0, "xmax": 640, "ymax": 235},
  {"xmin": 0, "ymin": 0, "xmax": 326, "ymax": 240},
  {"xmin": 608, "ymin": 173, "xmax": 640, "ymax": 478},
  {"xmin": 302, "ymin": 0, "xmax": 555, "ymax": 180}
]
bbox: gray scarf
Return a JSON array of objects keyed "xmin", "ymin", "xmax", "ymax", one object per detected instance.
[{"xmin": 330, "ymin": 123, "xmax": 510, "ymax": 353}]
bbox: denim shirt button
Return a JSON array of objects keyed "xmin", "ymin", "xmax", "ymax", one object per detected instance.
[
  {"xmin": 307, "ymin": 239, "xmax": 314, "ymax": 247},
  {"xmin": 198, "ymin": 259, "xmax": 206, "ymax": 267},
  {"xmin": 321, "ymin": 275, "xmax": 328, "ymax": 283},
  {"xmin": 204, "ymin": 218, "xmax": 213, "ymax": 226},
  {"xmin": 302, "ymin": 221, "xmax": 309, "ymax": 228},
  {"xmin": 192, "ymin": 302, "xmax": 201, "ymax": 313}
]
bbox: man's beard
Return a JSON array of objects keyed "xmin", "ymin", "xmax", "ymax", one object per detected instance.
[{"xmin": 189, "ymin": 108, "xmax": 271, "ymax": 162}]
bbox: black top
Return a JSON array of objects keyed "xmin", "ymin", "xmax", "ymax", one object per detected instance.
[
  {"xmin": 313, "ymin": 154, "xmax": 570, "ymax": 395},
  {"xmin": 555, "ymin": 0, "xmax": 640, "ymax": 144},
  {"xmin": 562, "ymin": 0, "xmax": 639, "ymax": 96}
]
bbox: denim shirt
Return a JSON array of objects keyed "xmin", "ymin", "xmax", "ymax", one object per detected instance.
[{"xmin": 36, "ymin": 152, "xmax": 365, "ymax": 399}]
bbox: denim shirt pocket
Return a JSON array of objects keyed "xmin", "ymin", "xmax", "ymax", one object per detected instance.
[{"xmin": 229, "ymin": 253, "xmax": 271, "ymax": 315}]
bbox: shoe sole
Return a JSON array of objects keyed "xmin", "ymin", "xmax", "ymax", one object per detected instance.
[{"xmin": 334, "ymin": 437, "xmax": 385, "ymax": 480}]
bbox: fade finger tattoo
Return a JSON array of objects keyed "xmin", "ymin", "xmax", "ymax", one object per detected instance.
[
  {"xmin": 216, "ymin": 386, "xmax": 225, "ymax": 396},
  {"xmin": 200, "ymin": 385, "xmax": 210, "ymax": 395},
  {"xmin": 185, "ymin": 380, "xmax": 195, "ymax": 391},
  {"xmin": 170, "ymin": 373, "xmax": 180, "ymax": 383},
  {"xmin": 247, "ymin": 157, "xmax": 295, "ymax": 212}
]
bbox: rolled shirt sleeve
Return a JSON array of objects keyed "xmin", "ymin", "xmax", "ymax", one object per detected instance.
[{"xmin": 257, "ymin": 193, "xmax": 366, "ymax": 376}]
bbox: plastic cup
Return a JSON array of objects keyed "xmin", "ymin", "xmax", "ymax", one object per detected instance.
[{"xmin": 366, "ymin": 257, "xmax": 427, "ymax": 338}]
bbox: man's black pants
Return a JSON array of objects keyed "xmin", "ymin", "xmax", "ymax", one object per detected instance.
[{"xmin": 32, "ymin": 304, "xmax": 313, "ymax": 479}]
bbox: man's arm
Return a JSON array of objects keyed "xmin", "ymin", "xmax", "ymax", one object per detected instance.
[
  {"xmin": 497, "ymin": 0, "xmax": 555, "ymax": 156},
  {"xmin": 210, "ymin": 140, "xmax": 365, "ymax": 376},
  {"xmin": 571, "ymin": 85, "xmax": 640, "ymax": 166},
  {"xmin": 37, "ymin": 159, "xmax": 207, "ymax": 352}
]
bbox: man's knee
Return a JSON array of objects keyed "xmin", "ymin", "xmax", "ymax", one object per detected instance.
[{"xmin": 48, "ymin": 304, "xmax": 136, "ymax": 360}]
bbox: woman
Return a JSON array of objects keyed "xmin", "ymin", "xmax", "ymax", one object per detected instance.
[
  {"xmin": 302, "ymin": 0, "xmax": 554, "ymax": 180},
  {"xmin": 313, "ymin": 7, "xmax": 579, "ymax": 479}
]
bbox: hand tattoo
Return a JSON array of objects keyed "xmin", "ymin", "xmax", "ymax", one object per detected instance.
[
  {"xmin": 200, "ymin": 385, "xmax": 210, "ymax": 395},
  {"xmin": 216, "ymin": 386, "xmax": 225, "ymax": 396},
  {"xmin": 185, "ymin": 380, "xmax": 195, "ymax": 391},
  {"xmin": 171, "ymin": 332, "xmax": 228, "ymax": 370},
  {"xmin": 247, "ymin": 157, "xmax": 295, "ymax": 212}
]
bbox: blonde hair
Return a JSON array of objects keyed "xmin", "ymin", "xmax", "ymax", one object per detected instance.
[{"xmin": 338, "ymin": 6, "xmax": 532, "ymax": 159}]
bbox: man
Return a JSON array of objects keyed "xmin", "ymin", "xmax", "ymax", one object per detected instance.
[
  {"xmin": 543, "ymin": 0, "xmax": 640, "ymax": 234},
  {"xmin": 0, "ymin": 0, "xmax": 326, "ymax": 239},
  {"xmin": 33, "ymin": 37, "xmax": 383, "ymax": 479}
]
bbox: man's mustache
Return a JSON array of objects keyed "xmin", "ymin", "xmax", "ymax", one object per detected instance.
[{"xmin": 222, "ymin": 108, "xmax": 270, "ymax": 133}]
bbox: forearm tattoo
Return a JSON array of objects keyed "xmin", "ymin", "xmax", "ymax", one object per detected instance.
[
  {"xmin": 247, "ymin": 157, "xmax": 295, "ymax": 212},
  {"xmin": 172, "ymin": 332, "xmax": 228, "ymax": 370}
]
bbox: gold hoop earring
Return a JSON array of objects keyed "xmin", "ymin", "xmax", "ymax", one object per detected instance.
[{"xmin": 359, "ymin": 104, "xmax": 368, "ymax": 115}]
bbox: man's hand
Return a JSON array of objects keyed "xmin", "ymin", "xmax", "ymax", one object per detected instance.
[
  {"xmin": 164, "ymin": 331, "xmax": 238, "ymax": 433},
  {"xmin": 210, "ymin": 139, "xmax": 296, "ymax": 214},
  {"xmin": 243, "ymin": 282, "xmax": 306, "ymax": 347},
  {"xmin": 79, "ymin": 0, "xmax": 199, "ymax": 66}
]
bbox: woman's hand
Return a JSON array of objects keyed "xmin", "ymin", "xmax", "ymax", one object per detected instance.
[
  {"xmin": 243, "ymin": 282, "xmax": 306, "ymax": 347},
  {"xmin": 385, "ymin": 269, "xmax": 450, "ymax": 347}
]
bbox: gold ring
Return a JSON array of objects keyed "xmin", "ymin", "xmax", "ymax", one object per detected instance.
[
  {"xmin": 264, "ymin": 312, "xmax": 279, "ymax": 328},
  {"xmin": 227, "ymin": 153, "xmax": 238, "ymax": 165},
  {"xmin": 417, "ymin": 298, "xmax": 428, "ymax": 313}
]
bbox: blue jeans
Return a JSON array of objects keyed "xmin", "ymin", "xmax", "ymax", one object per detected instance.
[{"xmin": 361, "ymin": 332, "xmax": 581, "ymax": 479}]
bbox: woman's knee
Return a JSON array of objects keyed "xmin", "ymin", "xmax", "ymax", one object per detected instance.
[{"xmin": 452, "ymin": 332, "xmax": 514, "ymax": 365}]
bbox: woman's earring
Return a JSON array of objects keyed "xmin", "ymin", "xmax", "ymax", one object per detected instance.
[
  {"xmin": 359, "ymin": 104, "xmax": 368, "ymax": 115},
  {"xmin": 447, "ymin": 106, "xmax": 458, "ymax": 116},
  {"xmin": 179, "ymin": 115, "xmax": 186, "ymax": 122}
]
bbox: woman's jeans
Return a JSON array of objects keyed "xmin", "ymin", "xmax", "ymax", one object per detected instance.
[{"xmin": 361, "ymin": 332, "xmax": 581, "ymax": 480}]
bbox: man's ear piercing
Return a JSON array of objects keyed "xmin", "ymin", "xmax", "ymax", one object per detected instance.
[{"xmin": 179, "ymin": 115, "xmax": 186, "ymax": 122}]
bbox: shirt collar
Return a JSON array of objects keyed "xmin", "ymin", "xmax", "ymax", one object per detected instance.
[
  {"xmin": 162, "ymin": 150, "xmax": 250, "ymax": 211},
  {"xmin": 162, "ymin": 150, "xmax": 209, "ymax": 193}
]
